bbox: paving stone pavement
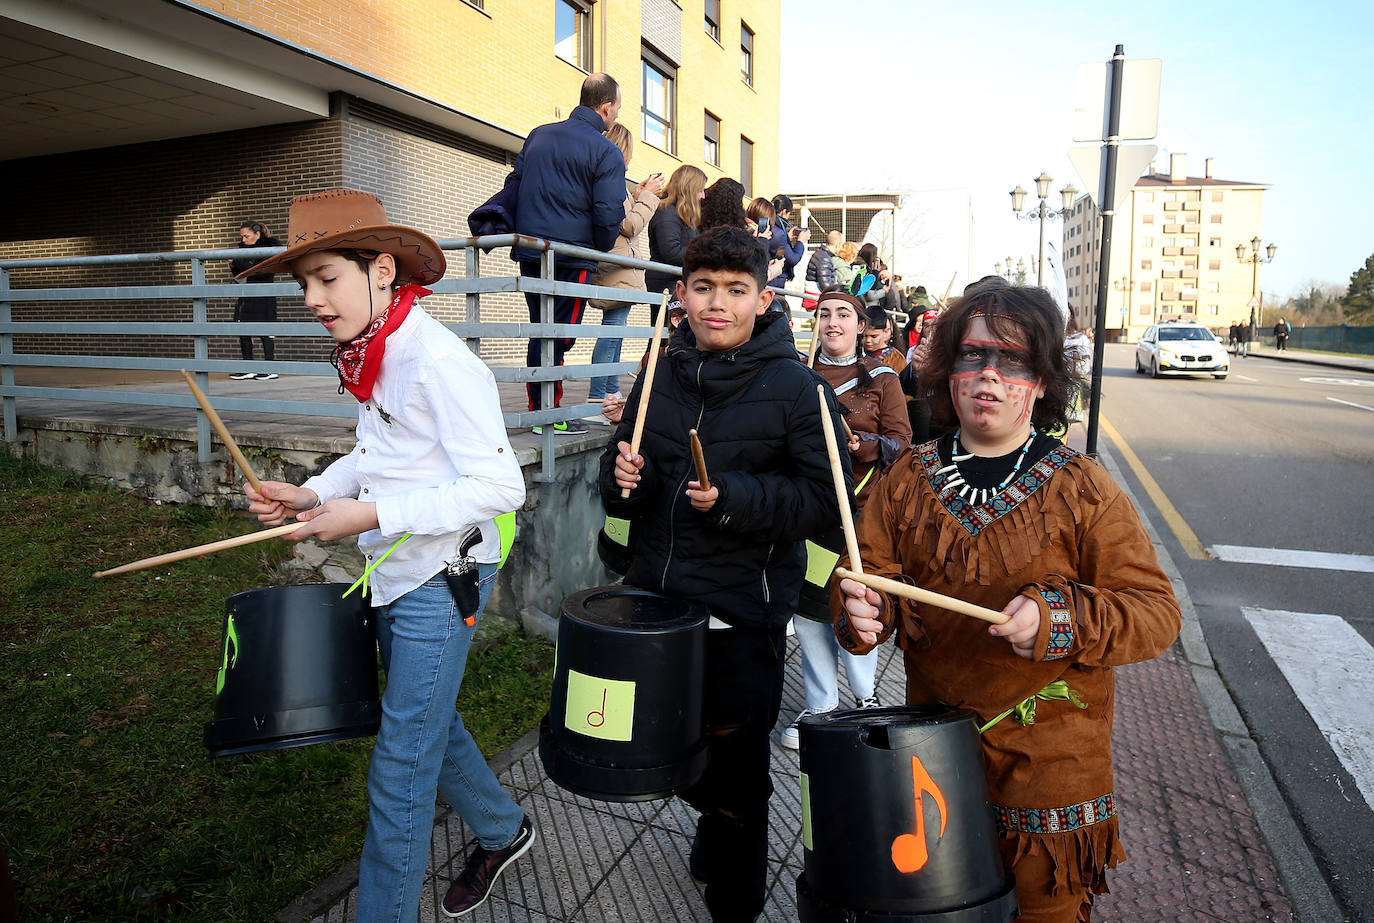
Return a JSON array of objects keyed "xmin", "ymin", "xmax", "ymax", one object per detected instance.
[{"xmin": 293, "ymin": 630, "xmax": 1294, "ymax": 922}]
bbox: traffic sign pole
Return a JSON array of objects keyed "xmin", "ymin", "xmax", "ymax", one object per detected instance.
[{"xmin": 1085, "ymin": 44, "xmax": 1126, "ymax": 458}]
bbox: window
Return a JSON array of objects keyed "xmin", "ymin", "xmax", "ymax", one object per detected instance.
[
  {"xmin": 1141, "ymin": 236, "xmax": 1154, "ymax": 248},
  {"xmin": 1206, "ymin": 282, "xmax": 1221, "ymax": 292},
  {"xmin": 1205, "ymin": 304, "xmax": 1219, "ymax": 315},
  {"xmin": 1209, "ymin": 260, "xmax": 1221, "ymax": 271},
  {"xmin": 704, "ymin": 110, "xmax": 721, "ymax": 166},
  {"xmin": 1142, "ymin": 214, "xmax": 1154, "ymax": 224},
  {"xmin": 1210, "ymin": 214, "xmax": 1223, "ymax": 223},
  {"xmin": 1140, "ymin": 280, "xmax": 1152, "ymax": 292},
  {"xmin": 1162, "ymin": 236, "xmax": 1175, "ymax": 247},
  {"xmin": 641, "ymin": 46, "xmax": 676, "ymax": 154},
  {"xmin": 1140, "ymin": 259, "xmax": 1152, "ymax": 270},
  {"xmin": 740, "ymin": 135, "xmax": 754, "ymax": 197},
  {"xmin": 1209, "ymin": 237, "xmax": 1221, "ymax": 247},
  {"xmin": 740, "ymin": 23, "xmax": 755, "ymax": 86},
  {"xmin": 554, "ymin": 0, "xmax": 593, "ymax": 71},
  {"xmin": 704, "ymin": 0, "xmax": 721, "ymax": 42},
  {"xmin": 1164, "ymin": 191, "xmax": 1177, "ymax": 202},
  {"xmin": 1140, "ymin": 192, "xmax": 1154, "ymax": 202},
  {"xmin": 1211, "ymin": 191, "xmax": 1224, "ymax": 202}
]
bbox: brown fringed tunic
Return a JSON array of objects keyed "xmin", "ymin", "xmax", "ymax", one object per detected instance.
[{"xmin": 832, "ymin": 439, "xmax": 1181, "ymax": 909}]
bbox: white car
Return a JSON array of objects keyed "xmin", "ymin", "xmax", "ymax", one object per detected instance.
[{"xmin": 1135, "ymin": 323, "xmax": 1229, "ymax": 379}]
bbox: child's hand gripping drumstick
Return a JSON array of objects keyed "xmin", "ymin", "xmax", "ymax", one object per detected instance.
[{"xmin": 620, "ymin": 290, "xmax": 672, "ymax": 498}]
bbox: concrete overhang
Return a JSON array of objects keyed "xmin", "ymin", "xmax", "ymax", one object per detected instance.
[{"xmin": 1, "ymin": 0, "xmax": 526, "ymax": 163}]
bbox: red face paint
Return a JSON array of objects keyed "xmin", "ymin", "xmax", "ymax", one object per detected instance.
[{"xmin": 948, "ymin": 318, "xmax": 1044, "ymax": 454}]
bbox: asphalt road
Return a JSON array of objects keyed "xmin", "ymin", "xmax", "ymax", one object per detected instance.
[{"xmin": 1094, "ymin": 342, "xmax": 1374, "ymax": 920}]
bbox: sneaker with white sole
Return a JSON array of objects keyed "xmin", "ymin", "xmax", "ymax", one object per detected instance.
[
  {"xmin": 254, "ymin": 372, "xmax": 279, "ymax": 381},
  {"xmin": 780, "ymin": 708, "xmax": 821, "ymax": 750},
  {"xmin": 441, "ymin": 816, "xmax": 536, "ymax": 917},
  {"xmin": 229, "ymin": 371, "xmax": 255, "ymax": 380},
  {"xmin": 531, "ymin": 419, "xmax": 588, "ymax": 436},
  {"xmin": 856, "ymin": 694, "xmax": 882, "ymax": 709}
]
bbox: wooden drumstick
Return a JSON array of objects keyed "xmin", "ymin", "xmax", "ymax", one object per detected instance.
[
  {"xmin": 805, "ymin": 318, "xmax": 822, "ymax": 368},
  {"xmin": 689, "ymin": 429, "xmax": 710, "ymax": 491},
  {"xmin": 840, "ymin": 415, "xmax": 856, "ymax": 444},
  {"xmin": 621, "ymin": 290, "xmax": 672, "ymax": 498},
  {"xmin": 180, "ymin": 369, "xmax": 263, "ymax": 494},
  {"xmin": 94, "ymin": 522, "xmax": 305, "ymax": 578},
  {"xmin": 834, "ymin": 566, "xmax": 1010, "ymax": 625},
  {"xmin": 817, "ymin": 384, "xmax": 862, "ymax": 575}
]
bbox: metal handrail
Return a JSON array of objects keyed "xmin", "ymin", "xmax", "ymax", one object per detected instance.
[{"xmin": 1, "ymin": 236, "xmax": 815, "ymax": 479}]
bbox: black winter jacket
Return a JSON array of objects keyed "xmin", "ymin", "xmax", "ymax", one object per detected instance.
[
  {"xmin": 599, "ymin": 311, "xmax": 853, "ymax": 629},
  {"xmin": 510, "ymin": 106, "xmax": 627, "ymax": 269},
  {"xmin": 805, "ymin": 244, "xmax": 836, "ymax": 290},
  {"xmin": 645, "ymin": 207, "xmax": 698, "ymax": 298}
]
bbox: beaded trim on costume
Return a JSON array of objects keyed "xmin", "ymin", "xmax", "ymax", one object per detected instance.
[
  {"xmin": 918, "ymin": 440, "xmax": 1077, "ymax": 537},
  {"xmin": 1040, "ymin": 587, "xmax": 1075, "ymax": 660},
  {"xmin": 994, "ymin": 794, "xmax": 1115, "ymax": 834}
]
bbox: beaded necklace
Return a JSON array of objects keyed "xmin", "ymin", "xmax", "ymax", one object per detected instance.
[{"xmin": 935, "ymin": 428, "xmax": 1036, "ymax": 506}]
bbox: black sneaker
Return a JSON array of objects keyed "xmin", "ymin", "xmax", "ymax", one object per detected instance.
[
  {"xmin": 531, "ymin": 419, "xmax": 588, "ymax": 436},
  {"xmin": 441, "ymin": 816, "xmax": 535, "ymax": 917},
  {"xmin": 856, "ymin": 694, "xmax": 881, "ymax": 709},
  {"xmin": 229, "ymin": 371, "xmax": 255, "ymax": 380},
  {"xmin": 254, "ymin": 372, "xmax": 279, "ymax": 381}
]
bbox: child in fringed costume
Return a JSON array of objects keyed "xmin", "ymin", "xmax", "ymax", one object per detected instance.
[{"xmin": 833, "ymin": 284, "xmax": 1180, "ymax": 922}]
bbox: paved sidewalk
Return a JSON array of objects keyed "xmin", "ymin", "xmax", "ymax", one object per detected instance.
[
  {"xmin": 1235, "ymin": 345, "xmax": 1374, "ymax": 374},
  {"xmin": 282, "ymin": 437, "xmax": 1299, "ymax": 923}
]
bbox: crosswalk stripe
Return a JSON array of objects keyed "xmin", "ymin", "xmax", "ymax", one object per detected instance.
[
  {"xmin": 1243, "ymin": 608, "xmax": 1374, "ymax": 811},
  {"xmin": 1209, "ymin": 545, "xmax": 1374, "ymax": 574}
]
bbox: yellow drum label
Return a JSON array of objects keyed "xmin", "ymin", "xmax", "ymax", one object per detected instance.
[
  {"xmin": 804, "ymin": 541, "xmax": 840, "ymax": 587},
  {"xmin": 565, "ymin": 669, "xmax": 636, "ymax": 741},
  {"xmin": 604, "ymin": 516, "xmax": 631, "ymax": 547},
  {"xmin": 800, "ymin": 771, "xmax": 812, "ymax": 850}
]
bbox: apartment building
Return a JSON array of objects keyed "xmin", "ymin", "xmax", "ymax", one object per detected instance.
[
  {"xmin": 0, "ymin": 0, "xmax": 780, "ymax": 361},
  {"xmin": 1061, "ymin": 153, "xmax": 1269, "ymax": 342}
]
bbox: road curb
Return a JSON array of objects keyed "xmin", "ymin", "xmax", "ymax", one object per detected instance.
[
  {"xmin": 1098, "ymin": 447, "xmax": 1346, "ymax": 923},
  {"xmin": 1244, "ymin": 350, "xmax": 1374, "ymax": 374}
]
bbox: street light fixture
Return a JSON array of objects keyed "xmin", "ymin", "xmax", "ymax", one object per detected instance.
[
  {"xmin": 1010, "ymin": 173, "xmax": 1079, "ymax": 286},
  {"xmin": 1236, "ymin": 237, "xmax": 1277, "ymax": 328}
]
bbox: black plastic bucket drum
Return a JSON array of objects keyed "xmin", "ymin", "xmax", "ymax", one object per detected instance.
[
  {"xmin": 204, "ymin": 584, "xmax": 381, "ymax": 758},
  {"xmin": 539, "ymin": 586, "xmax": 707, "ymax": 802},
  {"xmin": 796, "ymin": 706, "xmax": 1018, "ymax": 922}
]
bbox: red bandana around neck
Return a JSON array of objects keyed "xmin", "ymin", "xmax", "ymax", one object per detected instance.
[{"xmin": 334, "ymin": 283, "xmax": 431, "ymax": 402}]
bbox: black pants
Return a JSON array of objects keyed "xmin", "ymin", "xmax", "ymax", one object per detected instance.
[
  {"xmin": 680, "ymin": 623, "xmax": 787, "ymax": 922},
  {"xmin": 236, "ymin": 296, "xmax": 276, "ymax": 361},
  {"xmin": 521, "ymin": 261, "xmax": 589, "ymax": 410}
]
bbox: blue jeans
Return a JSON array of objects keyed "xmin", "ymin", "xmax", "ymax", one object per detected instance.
[
  {"xmin": 792, "ymin": 615, "xmax": 878, "ymax": 712},
  {"xmin": 356, "ymin": 562, "xmax": 524, "ymax": 923},
  {"xmin": 587, "ymin": 302, "xmax": 631, "ymax": 401}
]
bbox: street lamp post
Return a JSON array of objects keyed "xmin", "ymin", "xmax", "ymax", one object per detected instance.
[
  {"xmin": 1235, "ymin": 236, "xmax": 1277, "ymax": 329},
  {"xmin": 1113, "ymin": 277, "xmax": 1136, "ymax": 337},
  {"xmin": 1010, "ymin": 173, "xmax": 1078, "ymax": 286}
]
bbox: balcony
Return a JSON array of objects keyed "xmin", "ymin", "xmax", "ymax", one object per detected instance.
[
  {"xmin": 1164, "ymin": 224, "xmax": 1184, "ymax": 234},
  {"xmin": 1162, "ymin": 270, "xmax": 1182, "ymax": 279},
  {"xmin": 1162, "ymin": 291, "xmax": 1179, "ymax": 301},
  {"xmin": 1163, "ymin": 247, "xmax": 1182, "ymax": 256},
  {"xmin": 1164, "ymin": 202, "xmax": 1183, "ymax": 211},
  {"xmin": 1182, "ymin": 247, "xmax": 1199, "ymax": 256}
]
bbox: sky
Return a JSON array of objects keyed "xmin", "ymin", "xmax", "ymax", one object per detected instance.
[{"xmin": 778, "ymin": 0, "xmax": 1374, "ymax": 300}]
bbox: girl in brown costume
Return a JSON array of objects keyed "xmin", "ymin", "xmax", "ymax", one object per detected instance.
[{"xmin": 834, "ymin": 285, "xmax": 1180, "ymax": 922}]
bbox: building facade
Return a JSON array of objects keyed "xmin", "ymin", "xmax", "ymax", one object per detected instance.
[
  {"xmin": 1, "ymin": 0, "xmax": 781, "ymax": 362},
  {"xmin": 1062, "ymin": 153, "xmax": 1269, "ymax": 342}
]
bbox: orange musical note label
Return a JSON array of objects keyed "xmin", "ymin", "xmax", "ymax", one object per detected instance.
[
  {"xmin": 890, "ymin": 754, "xmax": 948, "ymax": 873},
  {"xmin": 564, "ymin": 669, "xmax": 635, "ymax": 741}
]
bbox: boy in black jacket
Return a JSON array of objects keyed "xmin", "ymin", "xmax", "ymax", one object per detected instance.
[{"xmin": 600, "ymin": 227, "xmax": 851, "ymax": 921}]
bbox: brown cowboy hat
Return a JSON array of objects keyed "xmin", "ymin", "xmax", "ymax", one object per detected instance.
[{"xmin": 235, "ymin": 189, "xmax": 446, "ymax": 284}]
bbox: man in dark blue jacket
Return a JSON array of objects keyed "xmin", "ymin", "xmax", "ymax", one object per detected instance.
[{"xmin": 512, "ymin": 72, "xmax": 627, "ymax": 431}]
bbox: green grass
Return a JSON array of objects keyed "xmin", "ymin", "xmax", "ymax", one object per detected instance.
[{"xmin": 0, "ymin": 451, "xmax": 554, "ymax": 921}]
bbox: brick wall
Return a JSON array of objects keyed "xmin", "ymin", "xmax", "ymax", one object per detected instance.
[{"xmin": 0, "ymin": 97, "xmax": 655, "ymax": 368}]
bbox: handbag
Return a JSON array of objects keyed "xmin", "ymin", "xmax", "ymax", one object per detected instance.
[{"xmin": 468, "ymin": 171, "xmax": 519, "ymax": 247}]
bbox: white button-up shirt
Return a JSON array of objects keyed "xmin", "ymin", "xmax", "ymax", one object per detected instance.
[{"xmin": 303, "ymin": 305, "xmax": 525, "ymax": 606}]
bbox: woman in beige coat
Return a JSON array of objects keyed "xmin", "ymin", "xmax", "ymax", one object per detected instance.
[{"xmin": 588, "ymin": 123, "xmax": 665, "ymax": 405}]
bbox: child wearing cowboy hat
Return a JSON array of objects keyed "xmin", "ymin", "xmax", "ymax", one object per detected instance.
[{"xmin": 241, "ymin": 189, "xmax": 533, "ymax": 919}]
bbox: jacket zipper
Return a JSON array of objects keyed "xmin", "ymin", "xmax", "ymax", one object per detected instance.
[
  {"xmin": 661, "ymin": 358, "xmax": 709, "ymax": 589},
  {"xmin": 760, "ymin": 543, "xmax": 773, "ymax": 604}
]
